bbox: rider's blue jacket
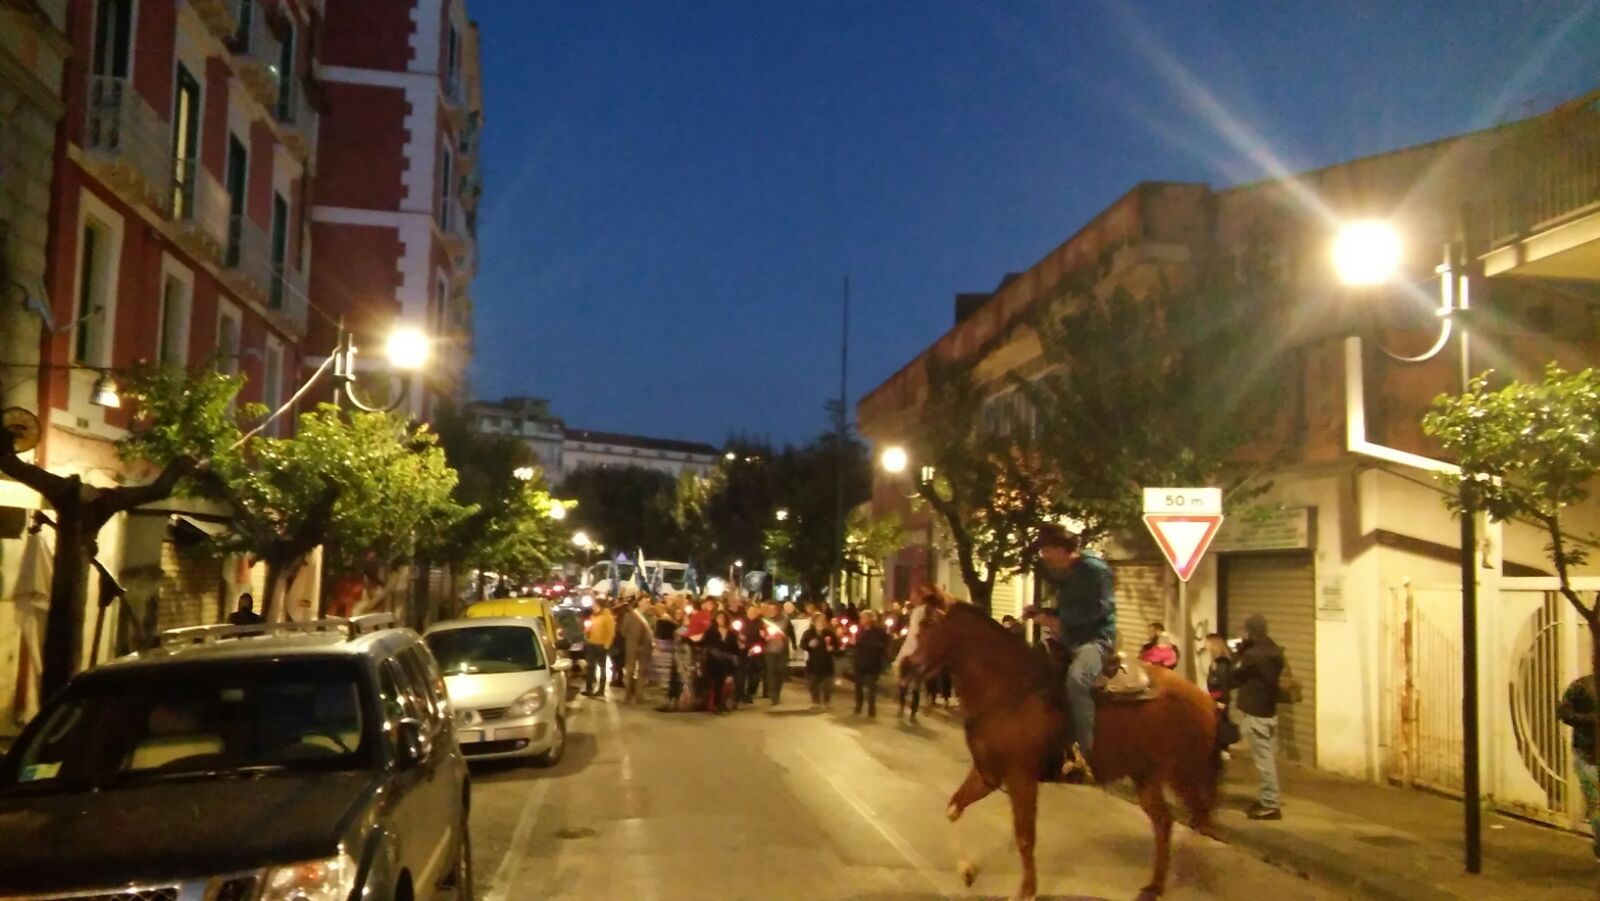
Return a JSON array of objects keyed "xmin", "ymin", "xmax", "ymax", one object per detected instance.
[{"xmin": 1043, "ymin": 552, "xmax": 1117, "ymax": 647}]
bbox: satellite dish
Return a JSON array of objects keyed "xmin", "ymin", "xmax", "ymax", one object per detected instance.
[{"xmin": 2, "ymin": 407, "xmax": 40, "ymax": 454}]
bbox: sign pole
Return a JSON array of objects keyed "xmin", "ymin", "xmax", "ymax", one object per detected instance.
[{"xmin": 1177, "ymin": 578, "xmax": 1194, "ymax": 681}]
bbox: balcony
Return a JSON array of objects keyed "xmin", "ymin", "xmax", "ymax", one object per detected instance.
[
  {"xmin": 224, "ymin": 211, "xmax": 272, "ymax": 300},
  {"xmin": 82, "ymin": 76, "xmax": 170, "ymax": 211},
  {"xmin": 440, "ymin": 196, "xmax": 472, "ymax": 253},
  {"xmin": 269, "ymin": 263, "xmax": 309, "ymax": 332},
  {"xmin": 1481, "ymin": 97, "xmax": 1600, "ymax": 280},
  {"xmin": 442, "ymin": 70, "xmax": 468, "ymax": 130},
  {"xmin": 274, "ymin": 73, "xmax": 317, "ymax": 161},
  {"xmin": 170, "ymin": 158, "xmax": 231, "ymax": 264},
  {"xmin": 187, "ymin": 0, "xmax": 243, "ymax": 42},
  {"xmin": 231, "ymin": 1, "xmax": 282, "ymax": 113}
]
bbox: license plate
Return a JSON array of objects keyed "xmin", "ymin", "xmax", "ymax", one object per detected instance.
[{"xmin": 458, "ymin": 730, "xmax": 484, "ymax": 744}]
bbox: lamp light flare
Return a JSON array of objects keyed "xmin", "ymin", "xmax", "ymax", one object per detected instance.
[
  {"xmin": 1333, "ymin": 220, "xmax": 1402, "ymax": 287},
  {"xmin": 384, "ymin": 327, "xmax": 431, "ymax": 370},
  {"xmin": 880, "ymin": 446, "xmax": 908, "ymax": 474},
  {"xmin": 548, "ymin": 505, "xmax": 567, "ymax": 521}
]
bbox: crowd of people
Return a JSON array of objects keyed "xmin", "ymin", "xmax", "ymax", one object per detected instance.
[{"xmin": 573, "ymin": 591, "xmax": 950, "ymax": 720}]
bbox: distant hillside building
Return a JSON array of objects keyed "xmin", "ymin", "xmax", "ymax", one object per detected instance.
[
  {"xmin": 559, "ymin": 429, "xmax": 720, "ymax": 483},
  {"xmin": 465, "ymin": 396, "xmax": 564, "ymax": 478}
]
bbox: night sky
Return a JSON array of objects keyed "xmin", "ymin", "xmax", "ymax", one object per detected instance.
[{"xmin": 466, "ymin": 1, "xmax": 1600, "ymax": 447}]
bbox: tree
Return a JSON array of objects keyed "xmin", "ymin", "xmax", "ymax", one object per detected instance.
[
  {"xmin": 1423, "ymin": 364, "xmax": 1600, "ymax": 754},
  {"xmin": 841, "ymin": 509, "xmax": 906, "ymax": 607},
  {"xmin": 910, "ymin": 356, "xmax": 1068, "ymax": 611},
  {"xmin": 561, "ymin": 464, "xmax": 681, "ymax": 559},
  {"xmin": 121, "ymin": 365, "xmax": 468, "ymax": 620},
  {"xmin": 764, "ymin": 432, "xmax": 870, "ymax": 600},
  {"xmin": 672, "ymin": 469, "xmax": 724, "ymax": 571}
]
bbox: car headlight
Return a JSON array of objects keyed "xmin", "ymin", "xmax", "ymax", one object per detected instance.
[
  {"xmin": 507, "ymin": 687, "xmax": 549, "ymax": 718},
  {"xmin": 262, "ymin": 852, "xmax": 358, "ymax": 901}
]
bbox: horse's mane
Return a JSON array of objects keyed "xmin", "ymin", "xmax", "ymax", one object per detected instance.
[{"xmin": 943, "ymin": 604, "xmax": 1062, "ymax": 702}]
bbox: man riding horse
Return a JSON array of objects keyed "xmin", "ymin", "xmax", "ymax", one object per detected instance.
[{"xmin": 1023, "ymin": 523, "xmax": 1116, "ymax": 783}]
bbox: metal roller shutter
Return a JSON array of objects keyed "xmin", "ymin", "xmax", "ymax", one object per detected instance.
[
  {"xmin": 1115, "ymin": 562, "xmax": 1169, "ymax": 662},
  {"xmin": 1222, "ymin": 553, "xmax": 1317, "ymax": 766},
  {"xmin": 990, "ymin": 577, "xmax": 1020, "ymax": 623}
]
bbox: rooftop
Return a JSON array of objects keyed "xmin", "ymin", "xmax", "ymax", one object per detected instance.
[{"xmin": 562, "ymin": 428, "xmax": 720, "ymax": 457}]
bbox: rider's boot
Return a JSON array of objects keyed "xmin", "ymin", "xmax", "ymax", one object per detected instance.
[{"xmin": 1059, "ymin": 742, "xmax": 1096, "ymax": 785}]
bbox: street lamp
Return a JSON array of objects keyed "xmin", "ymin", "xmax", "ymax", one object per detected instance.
[
  {"xmin": 333, "ymin": 324, "xmax": 431, "ymax": 413},
  {"xmin": 548, "ymin": 504, "xmax": 567, "ymax": 521},
  {"xmin": 1334, "ymin": 217, "xmax": 1482, "ymax": 873},
  {"xmin": 880, "ymin": 445, "xmax": 908, "ymax": 474},
  {"xmin": 724, "ymin": 451, "xmax": 737, "ymax": 462},
  {"xmin": 877, "ymin": 445, "xmax": 936, "ymax": 593},
  {"xmin": 512, "ymin": 466, "xmax": 535, "ymax": 481},
  {"xmin": 775, "ymin": 508, "xmax": 789, "ymax": 522}
]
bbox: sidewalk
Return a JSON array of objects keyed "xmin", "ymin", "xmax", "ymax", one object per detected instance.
[{"xmin": 1204, "ymin": 754, "xmax": 1599, "ymax": 901}]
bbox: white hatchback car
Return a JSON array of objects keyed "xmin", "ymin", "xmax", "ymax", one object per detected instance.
[{"xmin": 424, "ymin": 617, "xmax": 571, "ymax": 765}]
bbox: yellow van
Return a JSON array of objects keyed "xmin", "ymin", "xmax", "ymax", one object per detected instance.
[{"xmin": 464, "ymin": 597, "xmax": 587, "ymax": 670}]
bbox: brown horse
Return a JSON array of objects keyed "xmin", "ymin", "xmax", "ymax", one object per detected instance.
[{"xmin": 908, "ymin": 587, "xmax": 1220, "ymax": 901}]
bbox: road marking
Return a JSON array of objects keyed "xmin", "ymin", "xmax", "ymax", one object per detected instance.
[
  {"xmin": 483, "ymin": 775, "xmax": 553, "ymax": 901},
  {"xmin": 792, "ymin": 744, "xmax": 948, "ymax": 894}
]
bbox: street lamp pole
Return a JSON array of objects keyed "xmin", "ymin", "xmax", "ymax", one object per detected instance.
[{"xmin": 1335, "ymin": 217, "xmax": 1481, "ymax": 873}]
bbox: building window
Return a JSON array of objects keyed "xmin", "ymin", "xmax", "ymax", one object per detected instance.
[
  {"xmin": 158, "ymin": 272, "xmax": 192, "ymax": 364},
  {"xmin": 276, "ymin": 21, "xmax": 296, "ymax": 120},
  {"xmin": 92, "ymin": 0, "xmax": 133, "ymax": 78},
  {"xmin": 445, "ymin": 23, "xmax": 461, "ymax": 98},
  {"xmin": 73, "ymin": 219, "xmax": 112, "ymax": 366},
  {"xmin": 435, "ymin": 279, "xmax": 448, "ymax": 335},
  {"xmin": 225, "ymin": 136, "xmax": 248, "ymax": 266},
  {"xmin": 171, "ymin": 65, "xmax": 201, "ymax": 220},
  {"xmin": 439, "ymin": 149, "xmax": 454, "ymax": 229},
  {"xmin": 270, "ymin": 192, "xmax": 289, "ymax": 308},
  {"xmin": 263, "ymin": 342, "xmax": 284, "ymax": 435},
  {"xmin": 216, "ymin": 305, "xmax": 242, "ymax": 375}
]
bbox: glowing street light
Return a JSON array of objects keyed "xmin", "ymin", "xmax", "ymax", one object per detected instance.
[
  {"xmin": 1332, "ymin": 220, "xmax": 1403, "ymax": 287},
  {"xmin": 775, "ymin": 508, "xmax": 790, "ymax": 522},
  {"xmin": 880, "ymin": 445, "xmax": 908, "ymax": 474},
  {"xmin": 571, "ymin": 530, "xmax": 592, "ymax": 549},
  {"xmin": 724, "ymin": 451, "xmax": 737, "ymax": 461},
  {"xmin": 384, "ymin": 326, "xmax": 431, "ymax": 371},
  {"xmin": 548, "ymin": 504, "xmax": 567, "ymax": 521},
  {"xmin": 512, "ymin": 466, "xmax": 535, "ymax": 481}
]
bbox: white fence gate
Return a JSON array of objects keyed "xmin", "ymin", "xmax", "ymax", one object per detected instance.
[{"xmin": 1388, "ymin": 577, "xmax": 1599, "ymax": 830}]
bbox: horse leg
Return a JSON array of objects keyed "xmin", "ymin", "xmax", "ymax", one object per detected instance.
[
  {"xmin": 1135, "ymin": 777, "xmax": 1174, "ymax": 900},
  {"xmin": 1004, "ymin": 773, "xmax": 1039, "ymax": 901},
  {"xmin": 1177, "ymin": 778, "xmax": 1219, "ymax": 840},
  {"xmin": 947, "ymin": 765, "xmax": 993, "ymax": 887}
]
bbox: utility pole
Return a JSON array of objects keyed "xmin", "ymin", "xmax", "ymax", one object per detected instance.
[{"xmin": 831, "ymin": 276, "xmax": 849, "ymax": 611}]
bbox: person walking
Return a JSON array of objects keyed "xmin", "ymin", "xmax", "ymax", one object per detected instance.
[
  {"xmin": 1233, "ymin": 614, "xmax": 1286, "ymax": 820},
  {"xmin": 896, "ymin": 591, "xmax": 931, "ymax": 722},
  {"xmin": 853, "ymin": 610, "xmax": 890, "ymax": 717},
  {"xmin": 762, "ymin": 602, "xmax": 793, "ymax": 705},
  {"xmin": 802, "ymin": 612, "xmax": 838, "ymax": 707},
  {"xmin": 619, "ymin": 599, "xmax": 654, "ymax": 704},
  {"xmin": 700, "ymin": 611, "xmax": 741, "ymax": 714},
  {"xmin": 1558, "ymin": 673, "xmax": 1600, "ymax": 858},
  {"xmin": 584, "ymin": 602, "xmax": 617, "ymax": 698},
  {"xmin": 1139, "ymin": 622, "xmax": 1180, "ymax": 670}
]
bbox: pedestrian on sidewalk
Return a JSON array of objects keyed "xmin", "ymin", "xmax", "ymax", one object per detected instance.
[
  {"xmin": 1558, "ymin": 673, "xmax": 1600, "ymax": 857},
  {"xmin": 853, "ymin": 610, "xmax": 890, "ymax": 717},
  {"xmin": 1205, "ymin": 633, "xmax": 1240, "ymax": 753},
  {"xmin": 619, "ymin": 599, "xmax": 654, "ymax": 704},
  {"xmin": 584, "ymin": 602, "xmax": 617, "ymax": 697},
  {"xmin": 1139, "ymin": 622, "xmax": 1180, "ymax": 670},
  {"xmin": 803, "ymin": 612, "xmax": 838, "ymax": 707},
  {"xmin": 1233, "ymin": 614, "xmax": 1285, "ymax": 820}
]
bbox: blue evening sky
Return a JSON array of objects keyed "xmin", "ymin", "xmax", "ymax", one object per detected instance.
[{"xmin": 466, "ymin": 1, "xmax": 1600, "ymax": 446}]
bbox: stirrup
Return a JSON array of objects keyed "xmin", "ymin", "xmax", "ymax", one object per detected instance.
[{"xmin": 1060, "ymin": 743, "xmax": 1096, "ymax": 784}]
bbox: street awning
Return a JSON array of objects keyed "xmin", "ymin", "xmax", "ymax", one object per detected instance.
[{"xmin": 170, "ymin": 515, "xmax": 231, "ymax": 539}]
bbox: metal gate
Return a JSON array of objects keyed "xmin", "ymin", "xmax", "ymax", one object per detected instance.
[
  {"xmin": 1389, "ymin": 577, "xmax": 1599, "ymax": 829},
  {"xmin": 1221, "ymin": 553, "xmax": 1318, "ymax": 766}
]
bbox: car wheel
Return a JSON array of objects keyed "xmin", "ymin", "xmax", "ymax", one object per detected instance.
[
  {"xmin": 442, "ymin": 813, "xmax": 474, "ymax": 900},
  {"xmin": 533, "ymin": 715, "xmax": 566, "ymax": 767}
]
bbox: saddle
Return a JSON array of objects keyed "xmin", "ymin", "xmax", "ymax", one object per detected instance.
[{"xmin": 1092, "ymin": 651, "xmax": 1159, "ymax": 702}]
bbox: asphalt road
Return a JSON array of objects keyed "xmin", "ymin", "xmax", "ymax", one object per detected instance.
[{"xmin": 465, "ymin": 682, "xmax": 1346, "ymax": 901}]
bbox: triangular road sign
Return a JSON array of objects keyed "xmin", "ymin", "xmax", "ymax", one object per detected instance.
[{"xmin": 1143, "ymin": 513, "xmax": 1225, "ymax": 582}]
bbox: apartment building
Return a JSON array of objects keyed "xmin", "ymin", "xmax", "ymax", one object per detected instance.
[
  {"xmin": 312, "ymin": 0, "xmax": 482, "ymax": 419},
  {"xmin": 859, "ymin": 92, "xmax": 1600, "ymax": 826}
]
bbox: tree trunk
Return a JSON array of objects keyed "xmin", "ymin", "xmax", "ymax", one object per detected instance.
[{"xmin": 41, "ymin": 520, "xmax": 92, "ymax": 701}]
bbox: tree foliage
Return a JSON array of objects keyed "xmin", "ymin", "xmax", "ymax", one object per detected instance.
[
  {"xmin": 764, "ymin": 432, "xmax": 870, "ymax": 599},
  {"xmin": 561, "ymin": 464, "xmax": 681, "ymax": 559}
]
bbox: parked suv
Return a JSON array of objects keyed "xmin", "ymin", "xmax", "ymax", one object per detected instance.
[{"xmin": 0, "ymin": 614, "xmax": 472, "ymax": 901}]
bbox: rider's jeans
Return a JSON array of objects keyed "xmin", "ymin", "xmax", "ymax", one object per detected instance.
[
  {"xmin": 1066, "ymin": 641, "xmax": 1107, "ymax": 753},
  {"xmin": 1243, "ymin": 714, "xmax": 1281, "ymax": 809}
]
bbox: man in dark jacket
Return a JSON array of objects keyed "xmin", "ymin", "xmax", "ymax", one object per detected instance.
[
  {"xmin": 1233, "ymin": 614, "xmax": 1285, "ymax": 820},
  {"xmin": 852, "ymin": 610, "xmax": 890, "ymax": 717},
  {"xmin": 1558, "ymin": 674, "xmax": 1600, "ymax": 857}
]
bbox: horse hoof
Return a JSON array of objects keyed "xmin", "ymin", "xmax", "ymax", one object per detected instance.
[
  {"xmin": 946, "ymin": 802, "xmax": 961, "ymax": 822},
  {"xmin": 1137, "ymin": 886, "xmax": 1163, "ymax": 900},
  {"xmin": 957, "ymin": 860, "xmax": 976, "ymax": 887}
]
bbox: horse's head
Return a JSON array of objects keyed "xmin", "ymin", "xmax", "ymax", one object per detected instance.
[{"xmin": 907, "ymin": 584, "xmax": 959, "ymax": 672}]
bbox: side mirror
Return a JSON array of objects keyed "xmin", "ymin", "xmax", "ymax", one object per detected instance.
[
  {"xmin": 395, "ymin": 718, "xmax": 429, "ymax": 768},
  {"xmin": 551, "ymin": 657, "xmax": 573, "ymax": 673}
]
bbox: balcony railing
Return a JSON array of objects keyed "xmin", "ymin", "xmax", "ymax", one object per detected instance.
[
  {"xmin": 270, "ymin": 262, "xmax": 308, "ymax": 325},
  {"xmin": 226, "ymin": 211, "xmax": 271, "ymax": 288},
  {"xmin": 441, "ymin": 196, "xmax": 471, "ymax": 250},
  {"xmin": 83, "ymin": 76, "xmax": 170, "ymax": 206},
  {"xmin": 170, "ymin": 158, "xmax": 231, "ymax": 259},
  {"xmin": 187, "ymin": 0, "xmax": 243, "ymax": 42},
  {"xmin": 1482, "ymin": 100, "xmax": 1600, "ymax": 249},
  {"xmin": 232, "ymin": 0, "xmax": 282, "ymax": 112}
]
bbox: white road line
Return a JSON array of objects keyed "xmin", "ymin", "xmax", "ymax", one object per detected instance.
[
  {"xmin": 483, "ymin": 775, "xmax": 553, "ymax": 901},
  {"xmin": 792, "ymin": 744, "xmax": 949, "ymax": 895}
]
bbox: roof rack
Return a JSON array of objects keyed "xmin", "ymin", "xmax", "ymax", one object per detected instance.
[{"xmin": 158, "ymin": 613, "xmax": 399, "ymax": 649}]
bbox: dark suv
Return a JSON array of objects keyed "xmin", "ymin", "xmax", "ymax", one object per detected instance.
[{"xmin": 0, "ymin": 614, "xmax": 471, "ymax": 901}]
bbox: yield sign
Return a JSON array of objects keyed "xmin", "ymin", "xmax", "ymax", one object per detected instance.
[{"xmin": 1143, "ymin": 514, "xmax": 1224, "ymax": 582}]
